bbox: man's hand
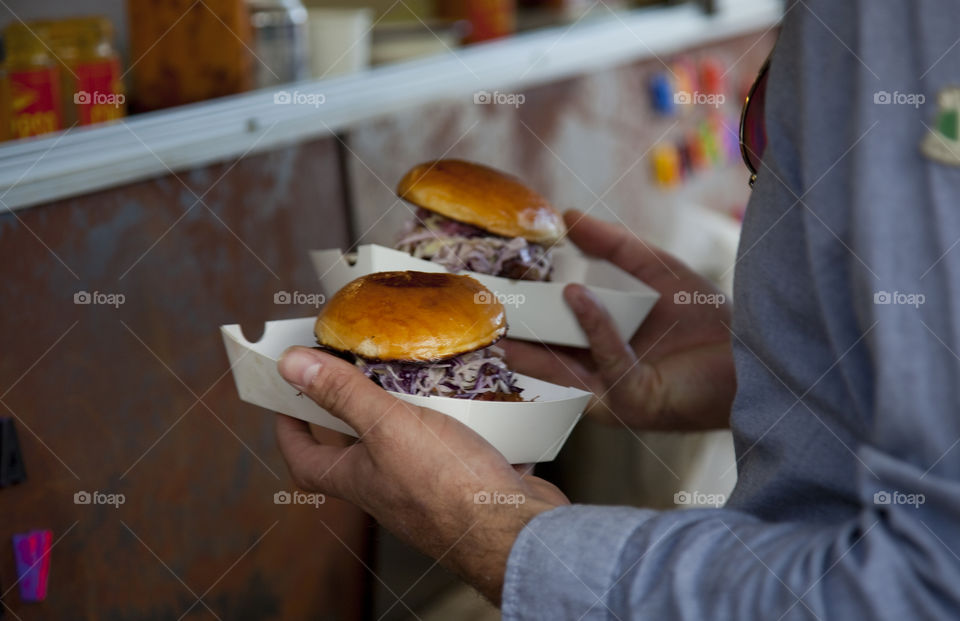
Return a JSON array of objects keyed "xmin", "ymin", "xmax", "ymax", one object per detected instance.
[
  {"xmin": 502, "ymin": 209, "xmax": 736, "ymax": 431},
  {"xmin": 275, "ymin": 346, "xmax": 569, "ymax": 604}
]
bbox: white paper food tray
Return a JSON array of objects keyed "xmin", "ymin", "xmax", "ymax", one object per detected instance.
[
  {"xmin": 309, "ymin": 244, "xmax": 660, "ymax": 348},
  {"xmin": 221, "ymin": 317, "xmax": 592, "ymax": 463}
]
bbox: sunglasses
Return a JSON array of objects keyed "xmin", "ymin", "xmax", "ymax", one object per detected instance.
[{"xmin": 739, "ymin": 56, "xmax": 770, "ymax": 187}]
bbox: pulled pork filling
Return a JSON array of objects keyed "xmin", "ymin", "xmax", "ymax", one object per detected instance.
[
  {"xmin": 355, "ymin": 345, "xmax": 523, "ymax": 401},
  {"xmin": 395, "ymin": 208, "xmax": 553, "ymax": 281}
]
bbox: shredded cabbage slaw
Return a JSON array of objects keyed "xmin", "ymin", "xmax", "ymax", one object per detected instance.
[
  {"xmin": 355, "ymin": 345, "xmax": 523, "ymax": 399},
  {"xmin": 395, "ymin": 209, "xmax": 553, "ymax": 281}
]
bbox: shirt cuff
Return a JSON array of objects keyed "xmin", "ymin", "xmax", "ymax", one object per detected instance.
[{"xmin": 502, "ymin": 504, "xmax": 658, "ymax": 620}]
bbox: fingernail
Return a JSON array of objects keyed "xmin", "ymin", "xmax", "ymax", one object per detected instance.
[{"xmin": 279, "ymin": 348, "xmax": 322, "ymax": 390}]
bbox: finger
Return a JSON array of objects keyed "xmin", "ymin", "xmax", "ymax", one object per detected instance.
[
  {"xmin": 499, "ymin": 339, "xmax": 595, "ymax": 391},
  {"xmin": 275, "ymin": 414, "xmax": 356, "ymax": 497},
  {"xmin": 278, "ymin": 346, "xmax": 408, "ymax": 437},
  {"xmin": 275, "ymin": 413, "xmax": 322, "ymax": 454},
  {"xmin": 512, "ymin": 462, "xmax": 535, "ymax": 476},
  {"xmin": 563, "ymin": 209, "xmax": 681, "ymax": 283},
  {"xmin": 564, "ymin": 284, "xmax": 638, "ymax": 383}
]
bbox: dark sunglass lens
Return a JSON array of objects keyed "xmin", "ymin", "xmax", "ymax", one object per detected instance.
[{"xmin": 742, "ymin": 65, "xmax": 769, "ymax": 175}]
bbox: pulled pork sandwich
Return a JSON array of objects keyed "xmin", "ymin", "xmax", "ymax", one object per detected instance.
[
  {"xmin": 395, "ymin": 159, "xmax": 565, "ymax": 281},
  {"xmin": 315, "ymin": 270, "xmax": 524, "ymax": 401}
]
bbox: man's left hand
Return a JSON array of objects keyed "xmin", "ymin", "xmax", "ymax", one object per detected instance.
[{"xmin": 275, "ymin": 346, "xmax": 569, "ymax": 604}]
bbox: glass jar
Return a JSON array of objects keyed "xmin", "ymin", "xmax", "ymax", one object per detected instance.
[
  {"xmin": 246, "ymin": 0, "xmax": 309, "ymax": 88},
  {"xmin": 48, "ymin": 17, "xmax": 125, "ymax": 126},
  {"xmin": 3, "ymin": 22, "xmax": 63, "ymax": 139},
  {"xmin": 127, "ymin": 0, "xmax": 253, "ymax": 110}
]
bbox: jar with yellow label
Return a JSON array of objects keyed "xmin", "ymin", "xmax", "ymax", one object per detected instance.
[
  {"xmin": 47, "ymin": 17, "xmax": 126, "ymax": 127},
  {"xmin": 3, "ymin": 22, "xmax": 63, "ymax": 139}
]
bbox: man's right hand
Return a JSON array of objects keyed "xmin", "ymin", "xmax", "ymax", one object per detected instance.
[{"xmin": 501, "ymin": 210, "xmax": 736, "ymax": 431}]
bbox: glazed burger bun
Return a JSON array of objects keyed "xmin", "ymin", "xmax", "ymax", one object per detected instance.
[
  {"xmin": 397, "ymin": 159, "xmax": 565, "ymax": 244},
  {"xmin": 315, "ymin": 271, "xmax": 507, "ymax": 362}
]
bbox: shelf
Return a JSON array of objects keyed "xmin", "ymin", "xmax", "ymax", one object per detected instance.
[{"xmin": 0, "ymin": 0, "xmax": 782, "ymax": 211}]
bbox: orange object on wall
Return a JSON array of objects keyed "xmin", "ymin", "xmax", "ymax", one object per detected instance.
[
  {"xmin": 127, "ymin": 0, "xmax": 253, "ymax": 111},
  {"xmin": 437, "ymin": 0, "xmax": 516, "ymax": 43},
  {"xmin": 466, "ymin": 0, "xmax": 515, "ymax": 42}
]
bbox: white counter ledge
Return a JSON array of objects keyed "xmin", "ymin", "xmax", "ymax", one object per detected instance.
[{"xmin": 0, "ymin": 0, "xmax": 782, "ymax": 211}]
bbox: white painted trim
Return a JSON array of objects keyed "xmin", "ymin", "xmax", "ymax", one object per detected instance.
[{"xmin": 0, "ymin": 1, "xmax": 782, "ymax": 210}]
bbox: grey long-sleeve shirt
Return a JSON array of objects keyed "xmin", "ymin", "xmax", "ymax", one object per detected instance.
[{"xmin": 502, "ymin": 2, "xmax": 960, "ymax": 618}]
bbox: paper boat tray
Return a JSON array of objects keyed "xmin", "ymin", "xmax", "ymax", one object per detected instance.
[
  {"xmin": 310, "ymin": 244, "xmax": 660, "ymax": 348},
  {"xmin": 221, "ymin": 317, "xmax": 593, "ymax": 463}
]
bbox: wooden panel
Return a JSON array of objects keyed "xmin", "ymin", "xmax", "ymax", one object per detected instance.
[{"xmin": 0, "ymin": 137, "xmax": 368, "ymax": 620}]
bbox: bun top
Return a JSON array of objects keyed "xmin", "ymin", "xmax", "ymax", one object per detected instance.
[
  {"xmin": 315, "ymin": 271, "xmax": 508, "ymax": 362},
  {"xmin": 397, "ymin": 159, "xmax": 565, "ymax": 244}
]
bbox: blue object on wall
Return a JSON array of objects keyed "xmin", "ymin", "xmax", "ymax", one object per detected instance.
[{"xmin": 649, "ymin": 72, "xmax": 676, "ymax": 116}]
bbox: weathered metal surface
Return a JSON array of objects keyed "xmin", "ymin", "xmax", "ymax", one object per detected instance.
[{"xmin": 0, "ymin": 137, "xmax": 368, "ymax": 620}]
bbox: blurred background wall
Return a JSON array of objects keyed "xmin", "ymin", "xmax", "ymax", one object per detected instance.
[{"xmin": 0, "ymin": 1, "xmax": 776, "ymax": 617}]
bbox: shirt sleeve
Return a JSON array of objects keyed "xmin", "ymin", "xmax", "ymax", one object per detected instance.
[{"xmin": 503, "ymin": 446, "xmax": 960, "ymax": 620}]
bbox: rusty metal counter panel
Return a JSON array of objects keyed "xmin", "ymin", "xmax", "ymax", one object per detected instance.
[{"xmin": 0, "ymin": 137, "xmax": 368, "ymax": 620}]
